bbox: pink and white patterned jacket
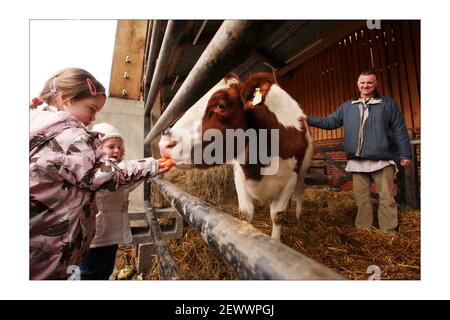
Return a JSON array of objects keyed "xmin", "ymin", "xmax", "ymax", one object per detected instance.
[
  {"xmin": 30, "ymin": 106, "xmax": 158, "ymax": 280},
  {"xmin": 88, "ymin": 179, "xmax": 139, "ymax": 249}
]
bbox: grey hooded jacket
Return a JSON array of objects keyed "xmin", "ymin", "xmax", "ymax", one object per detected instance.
[{"xmin": 307, "ymin": 96, "xmax": 412, "ymax": 161}]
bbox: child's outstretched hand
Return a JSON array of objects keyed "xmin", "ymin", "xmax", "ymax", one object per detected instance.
[{"xmin": 157, "ymin": 157, "xmax": 175, "ymax": 174}]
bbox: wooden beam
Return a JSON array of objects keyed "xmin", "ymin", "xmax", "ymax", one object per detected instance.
[
  {"xmin": 277, "ymin": 20, "xmax": 367, "ymax": 77},
  {"xmin": 109, "ymin": 20, "xmax": 149, "ymax": 100}
]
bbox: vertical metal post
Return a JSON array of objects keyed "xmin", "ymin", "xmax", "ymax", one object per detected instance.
[
  {"xmin": 143, "ymin": 20, "xmax": 166, "ymax": 101},
  {"xmin": 144, "ymin": 20, "xmax": 188, "ymax": 117},
  {"xmin": 143, "ymin": 20, "xmax": 175, "ymax": 201}
]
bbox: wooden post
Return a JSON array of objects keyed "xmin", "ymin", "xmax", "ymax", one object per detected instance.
[
  {"xmin": 109, "ymin": 20, "xmax": 149, "ymax": 100},
  {"xmin": 397, "ymin": 131, "xmax": 420, "ymax": 208},
  {"xmin": 403, "ymin": 144, "xmax": 419, "ymax": 208},
  {"xmin": 136, "ymin": 243, "xmax": 155, "ymax": 274}
]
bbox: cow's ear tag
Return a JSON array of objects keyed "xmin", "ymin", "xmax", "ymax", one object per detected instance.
[{"xmin": 252, "ymin": 88, "xmax": 262, "ymax": 106}]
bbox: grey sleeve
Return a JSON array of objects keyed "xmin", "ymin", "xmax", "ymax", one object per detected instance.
[{"xmin": 389, "ymin": 100, "xmax": 412, "ymax": 159}]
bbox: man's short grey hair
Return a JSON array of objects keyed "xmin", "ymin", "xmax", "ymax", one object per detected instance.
[{"xmin": 359, "ymin": 69, "xmax": 377, "ymax": 80}]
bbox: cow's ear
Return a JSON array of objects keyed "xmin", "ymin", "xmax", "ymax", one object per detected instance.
[{"xmin": 240, "ymin": 82, "xmax": 255, "ymax": 105}]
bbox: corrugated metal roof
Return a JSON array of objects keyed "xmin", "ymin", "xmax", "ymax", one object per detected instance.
[
  {"xmin": 264, "ymin": 20, "xmax": 339, "ymax": 63},
  {"xmin": 260, "ymin": 20, "xmax": 300, "ymax": 48}
]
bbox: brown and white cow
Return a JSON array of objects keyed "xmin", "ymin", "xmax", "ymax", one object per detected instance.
[
  {"xmin": 159, "ymin": 72, "xmax": 313, "ymax": 241},
  {"xmin": 158, "ymin": 74, "xmax": 241, "ymax": 169}
]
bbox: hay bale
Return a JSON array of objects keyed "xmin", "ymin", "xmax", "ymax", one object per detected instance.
[{"xmin": 163, "ymin": 165, "xmax": 237, "ymax": 204}]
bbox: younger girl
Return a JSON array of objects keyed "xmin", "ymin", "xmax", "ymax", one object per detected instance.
[
  {"xmin": 30, "ymin": 68, "xmax": 171, "ymax": 280},
  {"xmin": 80, "ymin": 123, "xmax": 141, "ymax": 280}
]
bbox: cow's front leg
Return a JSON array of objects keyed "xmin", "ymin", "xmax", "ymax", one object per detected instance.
[
  {"xmin": 296, "ymin": 134, "xmax": 313, "ymax": 222},
  {"xmin": 295, "ymin": 169, "xmax": 307, "ymax": 222},
  {"xmin": 233, "ymin": 162, "xmax": 255, "ymax": 222},
  {"xmin": 269, "ymin": 172, "xmax": 298, "ymax": 241}
]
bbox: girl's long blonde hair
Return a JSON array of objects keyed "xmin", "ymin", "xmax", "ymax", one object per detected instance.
[{"xmin": 30, "ymin": 67, "xmax": 106, "ymax": 109}]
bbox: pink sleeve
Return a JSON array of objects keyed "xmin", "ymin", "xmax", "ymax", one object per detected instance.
[
  {"xmin": 88, "ymin": 157, "xmax": 158, "ymax": 191},
  {"xmin": 38, "ymin": 130, "xmax": 159, "ymax": 191}
]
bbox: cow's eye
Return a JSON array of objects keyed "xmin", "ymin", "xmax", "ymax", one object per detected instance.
[{"xmin": 217, "ymin": 103, "xmax": 225, "ymax": 110}]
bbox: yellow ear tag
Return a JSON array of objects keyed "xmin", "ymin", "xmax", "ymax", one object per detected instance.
[{"xmin": 252, "ymin": 88, "xmax": 262, "ymax": 106}]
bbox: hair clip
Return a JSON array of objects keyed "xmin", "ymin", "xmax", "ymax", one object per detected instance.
[
  {"xmin": 50, "ymin": 78, "xmax": 57, "ymax": 94},
  {"xmin": 86, "ymin": 78, "xmax": 97, "ymax": 96},
  {"xmin": 31, "ymin": 97, "xmax": 43, "ymax": 106}
]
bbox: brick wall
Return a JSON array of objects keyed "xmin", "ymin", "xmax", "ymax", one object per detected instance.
[{"xmin": 308, "ymin": 138, "xmax": 353, "ymax": 191}]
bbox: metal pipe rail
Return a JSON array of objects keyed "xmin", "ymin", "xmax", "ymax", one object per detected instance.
[
  {"xmin": 145, "ymin": 207, "xmax": 180, "ymax": 280},
  {"xmin": 144, "ymin": 20, "xmax": 188, "ymax": 117},
  {"xmin": 143, "ymin": 21, "xmax": 153, "ymax": 64},
  {"xmin": 143, "ymin": 20, "xmax": 284, "ymax": 145},
  {"xmin": 143, "ymin": 20, "xmax": 166, "ymax": 99},
  {"xmin": 150, "ymin": 177, "xmax": 344, "ymax": 280}
]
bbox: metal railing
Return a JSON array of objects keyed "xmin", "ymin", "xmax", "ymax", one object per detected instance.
[{"xmin": 150, "ymin": 177, "xmax": 344, "ymax": 280}]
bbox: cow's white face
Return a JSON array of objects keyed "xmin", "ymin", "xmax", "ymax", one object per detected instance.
[{"xmin": 159, "ymin": 77, "xmax": 240, "ymax": 168}]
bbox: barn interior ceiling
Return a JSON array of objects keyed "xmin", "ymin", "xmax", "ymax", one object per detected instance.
[{"xmin": 155, "ymin": 20, "xmax": 365, "ymax": 110}]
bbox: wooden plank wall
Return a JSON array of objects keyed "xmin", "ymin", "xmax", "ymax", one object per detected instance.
[
  {"xmin": 109, "ymin": 20, "xmax": 149, "ymax": 100},
  {"xmin": 279, "ymin": 20, "xmax": 420, "ymax": 142}
]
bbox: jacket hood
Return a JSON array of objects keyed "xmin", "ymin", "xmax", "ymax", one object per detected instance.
[
  {"xmin": 30, "ymin": 106, "xmax": 79, "ymax": 138},
  {"xmin": 29, "ymin": 105, "xmax": 102, "ymax": 146}
]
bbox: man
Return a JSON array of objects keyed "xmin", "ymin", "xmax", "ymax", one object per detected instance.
[{"xmin": 307, "ymin": 69, "xmax": 412, "ymax": 233}]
